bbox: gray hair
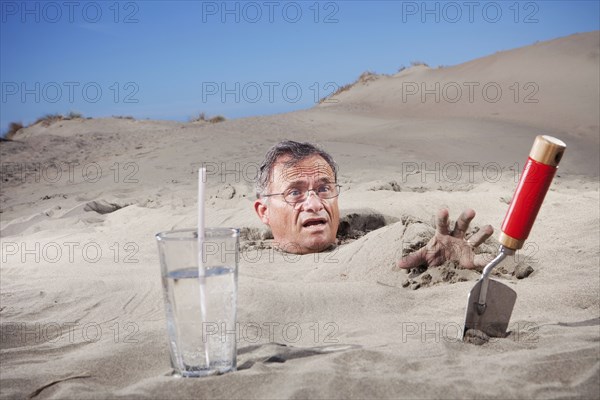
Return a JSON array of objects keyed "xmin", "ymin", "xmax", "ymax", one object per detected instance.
[{"xmin": 256, "ymin": 140, "xmax": 338, "ymax": 197}]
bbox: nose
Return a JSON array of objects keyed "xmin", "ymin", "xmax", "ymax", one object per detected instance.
[{"xmin": 300, "ymin": 190, "xmax": 324, "ymax": 213}]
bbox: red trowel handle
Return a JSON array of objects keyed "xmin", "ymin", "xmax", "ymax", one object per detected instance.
[{"xmin": 498, "ymin": 135, "xmax": 566, "ymax": 250}]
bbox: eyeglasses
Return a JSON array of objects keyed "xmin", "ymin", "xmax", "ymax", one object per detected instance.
[{"xmin": 262, "ymin": 183, "xmax": 341, "ymax": 205}]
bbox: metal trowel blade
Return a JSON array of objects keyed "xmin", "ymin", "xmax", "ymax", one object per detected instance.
[{"xmin": 463, "ymin": 278, "xmax": 517, "ymax": 339}]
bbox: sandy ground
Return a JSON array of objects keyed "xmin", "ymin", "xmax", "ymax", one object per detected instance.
[{"xmin": 1, "ymin": 32, "xmax": 599, "ymax": 399}]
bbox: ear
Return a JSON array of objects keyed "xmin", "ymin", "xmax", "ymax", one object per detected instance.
[{"xmin": 254, "ymin": 199, "xmax": 269, "ymax": 225}]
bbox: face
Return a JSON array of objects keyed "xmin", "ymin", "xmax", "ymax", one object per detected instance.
[{"xmin": 254, "ymin": 154, "xmax": 340, "ymax": 254}]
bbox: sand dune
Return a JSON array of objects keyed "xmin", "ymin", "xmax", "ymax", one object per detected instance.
[
  {"xmin": 322, "ymin": 32, "xmax": 599, "ymax": 131},
  {"xmin": 1, "ymin": 32, "xmax": 598, "ymax": 399}
]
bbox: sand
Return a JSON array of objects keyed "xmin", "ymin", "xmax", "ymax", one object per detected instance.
[{"xmin": 1, "ymin": 32, "xmax": 599, "ymax": 399}]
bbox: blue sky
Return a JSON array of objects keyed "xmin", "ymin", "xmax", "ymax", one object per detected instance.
[{"xmin": 1, "ymin": 0, "xmax": 599, "ymax": 135}]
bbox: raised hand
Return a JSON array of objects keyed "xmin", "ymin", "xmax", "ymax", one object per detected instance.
[{"xmin": 397, "ymin": 208, "xmax": 494, "ymax": 270}]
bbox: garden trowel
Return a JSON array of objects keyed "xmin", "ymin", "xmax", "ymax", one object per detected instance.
[{"xmin": 463, "ymin": 135, "xmax": 566, "ymax": 339}]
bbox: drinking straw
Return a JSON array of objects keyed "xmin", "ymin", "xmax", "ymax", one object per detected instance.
[{"xmin": 198, "ymin": 167, "xmax": 210, "ymax": 367}]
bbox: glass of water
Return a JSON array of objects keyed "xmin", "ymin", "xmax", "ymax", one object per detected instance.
[{"xmin": 156, "ymin": 228, "xmax": 239, "ymax": 377}]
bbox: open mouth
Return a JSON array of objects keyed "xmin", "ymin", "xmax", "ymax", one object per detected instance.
[{"xmin": 302, "ymin": 218, "xmax": 327, "ymax": 228}]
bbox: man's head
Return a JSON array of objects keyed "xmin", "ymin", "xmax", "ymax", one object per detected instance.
[{"xmin": 254, "ymin": 141, "xmax": 340, "ymax": 254}]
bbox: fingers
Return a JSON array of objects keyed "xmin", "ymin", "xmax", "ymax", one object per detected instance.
[
  {"xmin": 467, "ymin": 224, "xmax": 493, "ymax": 247},
  {"xmin": 436, "ymin": 208, "xmax": 450, "ymax": 235},
  {"xmin": 452, "ymin": 208, "xmax": 475, "ymax": 239},
  {"xmin": 399, "ymin": 208, "xmax": 491, "ymax": 271},
  {"xmin": 397, "ymin": 247, "xmax": 427, "ymax": 270}
]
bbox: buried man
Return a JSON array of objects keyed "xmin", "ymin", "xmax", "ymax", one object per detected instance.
[{"xmin": 254, "ymin": 140, "xmax": 493, "ymax": 269}]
